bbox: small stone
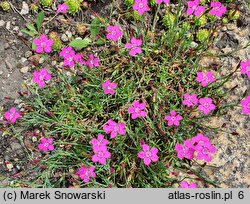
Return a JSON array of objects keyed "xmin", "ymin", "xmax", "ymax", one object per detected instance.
[
  {"xmin": 0, "ymin": 71, "xmax": 3, "ymax": 75},
  {"xmin": 20, "ymin": 66, "xmax": 29, "ymax": 73},
  {"xmin": 6, "ymin": 21, "xmax": 11, "ymax": 30},
  {"xmin": 52, "ymin": 61, "xmax": 57, "ymax": 66},
  {"xmin": 190, "ymin": 41, "xmax": 198, "ymax": 48},
  {"xmin": 4, "ymin": 43, "xmax": 10, "ymax": 49},
  {"xmin": 65, "ymin": 30, "xmax": 72, "ymax": 39},
  {"xmin": 39, "ymin": 57, "xmax": 44, "ymax": 64},
  {"xmin": 25, "ymin": 51, "xmax": 32, "ymax": 58},
  {"xmin": 20, "ymin": 1, "xmax": 29, "ymax": 15},
  {"xmin": 61, "ymin": 34, "xmax": 68, "ymax": 42},
  {"xmin": 13, "ymin": 26, "xmax": 19, "ymax": 31},
  {"xmin": 0, "ymin": 20, "xmax": 5, "ymax": 27},
  {"xmin": 45, "ymin": 29, "xmax": 49, "ymax": 35}
]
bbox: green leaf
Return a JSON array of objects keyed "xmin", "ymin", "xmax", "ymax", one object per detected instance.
[
  {"xmin": 27, "ymin": 24, "xmax": 37, "ymax": 33},
  {"xmin": 21, "ymin": 29, "xmax": 36, "ymax": 37},
  {"xmin": 32, "ymin": 42, "xmax": 36, "ymax": 50},
  {"xmin": 96, "ymin": 37, "xmax": 106, "ymax": 45},
  {"xmin": 90, "ymin": 17, "xmax": 101, "ymax": 38},
  {"xmin": 36, "ymin": 12, "xmax": 45, "ymax": 31},
  {"xmin": 68, "ymin": 38, "xmax": 92, "ymax": 49}
]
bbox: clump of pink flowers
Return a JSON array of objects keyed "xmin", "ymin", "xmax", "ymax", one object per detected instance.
[
  {"xmin": 240, "ymin": 59, "xmax": 250, "ymax": 79},
  {"xmin": 198, "ymin": 97, "xmax": 216, "ymax": 115},
  {"xmin": 182, "ymin": 93, "xmax": 198, "ymax": 107},
  {"xmin": 32, "ymin": 68, "xmax": 52, "ymax": 88},
  {"xmin": 91, "ymin": 134, "xmax": 111, "ymax": 165},
  {"xmin": 186, "ymin": 0, "xmax": 205, "ymax": 17},
  {"xmin": 86, "ymin": 54, "xmax": 100, "ymax": 69},
  {"xmin": 102, "ymin": 80, "xmax": 117, "ymax": 95},
  {"xmin": 209, "ymin": 1, "xmax": 227, "ymax": 18},
  {"xmin": 76, "ymin": 165, "xmax": 96, "ymax": 183},
  {"xmin": 106, "ymin": 25, "xmax": 123, "ymax": 42},
  {"xmin": 128, "ymin": 100, "xmax": 147, "ymax": 119},
  {"xmin": 60, "ymin": 47, "xmax": 76, "ymax": 68},
  {"xmin": 156, "ymin": 0, "xmax": 169, "ymax": 4},
  {"xmin": 175, "ymin": 133, "xmax": 216, "ymax": 162},
  {"xmin": 56, "ymin": 3, "xmax": 68, "ymax": 13},
  {"xmin": 132, "ymin": 0, "xmax": 150, "ymax": 15},
  {"xmin": 138, "ymin": 144, "xmax": 158, "ymax": 166},
  {"xmin": 196, "ymin": 71, "xmax": 215, "ymax": 87},
  {"xmin": 33, "ymin": 34, "xmax": 54, "ymax": 53},
  {"xmin": 164, "ymin": 110, "xmax": 183, "ymax": 127},
  {"xmin": 179, "ymin": 181, "xmax": 197, "ymax": 188},
  {"xmin": 3, "ymin": 107, "xmax": 21, "ymax": 124},
  {"xmin": 38, "ymin": 137, "xmax": 54, "ymax": 152},
  {"xmin": 103, "ymin": 120, "xmax": 126, "ymax": 139},
  {"xmin": 125, "ymin": 37, "xmax": 142, "ymax": 56},
  {"xmin": 240, "ymin": 95, "xmax": 250, "ymax": 115}
]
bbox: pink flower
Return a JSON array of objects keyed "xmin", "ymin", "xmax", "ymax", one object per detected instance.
[
  {"xmin": 33, "ymin": 34, "xmax": 54, "ymax": 53},
  {"xmin": 198, "ymin": 97, "xmax": 216, "ymax": 115},
  {"xmin": 103, "ymin": 120, "xmax": 126, "ymax": 139},
  {"xmin": 56, "ymin": 3, "xmax": 68, "ymax": 13},
  {"xmin": 164, "ymin": 110, "xmax": 183, "ymax": 126},
  {"xmin": 240, "ymin": 95, "xmax": 250, "ymax": 115},
  {"xmin": 138, "ymin": 144, "xmax": 158, "ymax": 166},
  {"xmin": 182, "ymin": 93, "xmax": 198, "ymax": 107},
  {"xmin": 209, "ymin": 1, "xmax": 227, "ymax": 18},
  {"xmin": 106, "ymin": 25, "xmax": 123, "ymax": 41},
  {"xmin": 128, "ymin": 100, "xmax": 147, "ymax": 119},
  {"xmin": 32, "ymin": 68, "xmax": 52, "ymax": 88},
  {"xmin": 156, "ymin": 0, "xmax": 170, "ymax": 4},
  {"xmin": 38, "ymin": 137, "xmax": 54, "ymax": 152},
  {"xmin": 102, "ymin": 80, "xmax": 117, "ymax": 95},
  {"xmin": 175, "ymin": 139, "xmax": 195, "ymax": 160},
  {"xmin": 192, "ymin": 133, "xmax": 216, "ymax": 162},
  {"xmin": 179, "ymin": 181, "xmax": 197, "ymax": 188},
  {"xmin": 3, "ymin": 107, "xmax": 21, "ymax": 124},
  {"xmin": 240, "ymin": 59, "xmax": 250, "ymax": 79},
  {"xmin": 90, "ymin": 134, "xmax": 109, "ymax": 152},
  {"xmin": 59, "ymin": 47, "xmax": 76, "ymax": 68},
  {"xmin": 132, "ymin": 0, "xmax": 150, "ymax": 15},
  {"xmin": 86, "ymin": 54, "xmax": 100, "ymax": 69},
  {"xmin": 196, "ymin": 71, "xmax": 215, "ymax": 87},
  {"xmin": 74, "ymin": 53, "xmax": 86, "ymax": 66},
  {"xmin": 186, "ymin": 0, "xmax": 205, "ymax": 17},
  {"xmin": 76, "ymin": 165, "xmax": 96, "ymax": 183},
  {"xmin": 92, "ymin": 146, "xmax": 111, "ymax": 165},
  {"xmin": 125, "ymin": 37, "xmax": 142, "ymax": 56}
]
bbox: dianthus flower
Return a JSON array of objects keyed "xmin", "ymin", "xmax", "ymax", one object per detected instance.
[
  {"xmin": 192, "ymin": 133, "xmax": 216, "ymax": 162},
  {"xmin": 56, "ymin": 3, "xmax": 68, "ymax": 13},
  {"xmin": 76, "ymin": 165, "xmax": 96, "ymax": 183},
  {"xmin": 125, "ymin": 37, "xmax": 142, "ymax": 56},
  {"xmin": 59, "ymin": 47, "xmax": 76, "ymax": 68},
  {"xmin": 138, "ymin": 144, "xmax": 158, "ymax": 166},
  {"xmin": 175, "ymin": 139, "xmax": 195, "ymax": 160},
  {"xmin": 186, "ymin": 0, "xmax": 205, "ymax": 17},
  {"xmin": 179, "ymin": 181, "xmax": 197, "ymax": 188},
  {"xmin": 103, "ymin": 120, "xmax": 126, "ymax": 139},
  {"xmin": 74, "ymin": 53, "xmax": 86, "ymax": 66},
  {"xmin": 132, "ymin": 0, "xmax": 150, "ymax": 15},
  {"xmin": 90, "ymin": 134, "xmax": 109, "ymax": 152},
  {"xmin": 164, "ymin": 110, "xmax": 183, "ymax": 126},
  {"xmin": 106, "ymin": 25, "xmax": 123, "ymax": 42},
  {"xmin": 240, "ymin": 95, "xmax": 250, "ymax": 115},
  {"xmin": 32, "ymin": 68, "xmax": 52, "ymax": 88},
  {"xmin": 240, "ymin": 59, "xmax": 250, "ymax": 79},
  {"xmin": 156, "ymin": 0, "xmax": 170, "ymax": 4},
  {"xmin": 209, "ymin": 1, "xmax": 227, "ymax": 18},
  {"xmin": 102, "ymin": 80, "xmax": 117, "ymax": 95},
  {"xmin": 33, "ymin": 34, "xmax": 54, "ymax": 53},
  {"xmin": 92, "ymin": 146, "xmax": 111, "ymax": 165},
  {"xmin": 182, "ymin": 93, "xmax": 198, "ymax": 107},
  {"xmin": 196, "ymin": 71, "xmax": 215, "ymax": 87},
  {"xmin": 3, "ymin": 107, "xmax": 21, "ymax": 124},
  {"xmin": 86, "ymin": 54, "xmax": 100, "ymax": 69},
  {"xmin": 38, "ymin": 137, "xmax": 54, "ymax": 152},
  {"xmin": 128, "ymin": 100, "xmax": 147, "ymax": 119},
  {"xmin": 198, "ymin": 97, "xmax": 216, "ymax": 115}
]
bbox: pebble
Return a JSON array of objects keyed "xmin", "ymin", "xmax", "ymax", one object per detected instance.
[
  {"xmin": 25, "ymin": 51, "xmax": 32, "ymax": 58},
  {"xmin": 20, "ymin": 66, "xmax": 29, "ymax": 73},
  {"xmin": 0, "ymin": 20, "xmax": 5, "ymax": 27},
  {"xmin": 20, "ymin": 1, "xmax": 29, "ymax": 15},
  {"xmin": 0, "ymin": 71, "xmax": 3, "ymax": 75},
  {"xmin": 6, "ymin": 21, "xmax": 11, "ymax": 30},
  {"xmin": 65, "ymin": 30, "xmax": 72, "ymax": 39},
  {"xmin": 61, "ymin": 34, "xmax": 68, "ymax": 42},
  {"xmin": 13, "ymin": 26, "xmax": 19, "ymax": 32}
]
